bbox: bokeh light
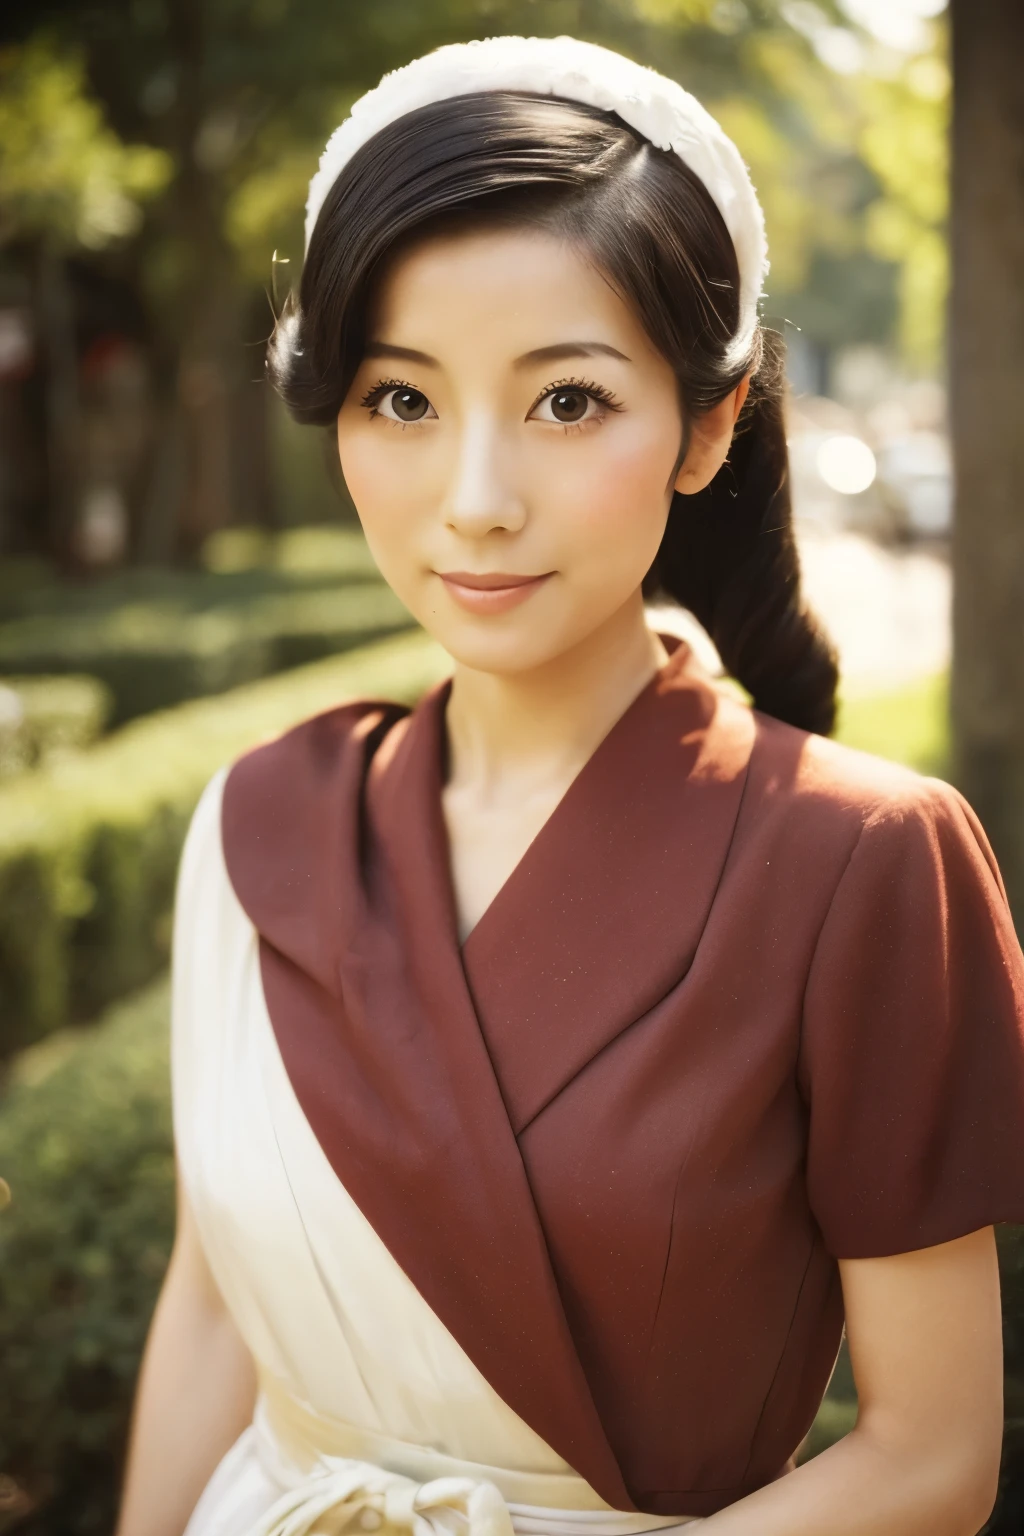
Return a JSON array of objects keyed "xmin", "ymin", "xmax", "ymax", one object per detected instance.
[{"xmin": 816, "ymin": 434, "xmax": 878, "ymax": 495}]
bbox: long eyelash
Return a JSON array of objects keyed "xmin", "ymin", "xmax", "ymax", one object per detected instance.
[
  {"xmin": 531, "ymin": 375, "xmax": 624, "ymax": 414},
  {"xmin": 359, "ymin": 376, "xmax": 413, "ymax": 417}
]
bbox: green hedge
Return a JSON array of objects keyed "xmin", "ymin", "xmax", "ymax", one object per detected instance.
[
  {"xmin": 200, "ymin": 524, "xmax": 380, "ymax": 579},
  {"xmin": 0, "ymin": 527, "xmax": 380, "ymax": 625},
  {"xmin": 0, "ymin": 978, "xmax": 175, "ymax": 1536},
  {"xmin": 0, "ymin": 579, "xmax": 414, "ymax": 728},
  {"xmin": 0, "ymin": 675, "xmax": 113, "ymax": 780},
  {"xmin": 0, "ymin": 629, "xmax": 451, "ymax": 1057}
]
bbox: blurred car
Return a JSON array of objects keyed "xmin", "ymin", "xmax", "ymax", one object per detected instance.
[{"xmin": 874, "ymin": 431, "xmax": 952, "ymax": 542}]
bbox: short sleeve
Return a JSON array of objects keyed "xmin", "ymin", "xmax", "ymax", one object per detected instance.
[{"xmin": 798, "ymin": 774, "xmax": 1024, "ymax": 1258}]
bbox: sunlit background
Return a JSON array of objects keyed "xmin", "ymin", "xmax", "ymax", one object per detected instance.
[
  {"xmin": 0, "ymin": 3, "xmax": 1022, "ymax": 1534},
  {"xmin": 0, "ymin": 0, "xmax": 956, "ymax": 707}
]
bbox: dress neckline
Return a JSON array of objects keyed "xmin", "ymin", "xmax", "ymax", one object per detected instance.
[{"xmin": 421, "ymin": 633, "xmax": 698, "ymax": 957}]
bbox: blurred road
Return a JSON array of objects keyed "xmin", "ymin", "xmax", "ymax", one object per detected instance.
[
  {"xmin": 798, "ymin": 529, "xmax": 950, "ymax": 696},
  {"xmin": 648, "ymin": 529, "xmax": 951, "ymax": 698}
]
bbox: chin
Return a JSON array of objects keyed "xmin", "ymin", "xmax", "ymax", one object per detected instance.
[
  {"xmin": 416, "ymin": 607, "xmax": 585, "ymax": 678},
  {"xmin": 434, "ymin": 625, "xmax": 567, "ymax": 677}
]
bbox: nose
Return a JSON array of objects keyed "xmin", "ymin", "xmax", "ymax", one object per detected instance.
[{"xmin": 442, "ymin": 411, "xmax": 526, "ymax": 537}]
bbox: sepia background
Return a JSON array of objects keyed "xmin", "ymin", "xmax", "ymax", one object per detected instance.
[{"xmin": 0, "ymin": 1, "xmax": 1021, "ymax": 1532}]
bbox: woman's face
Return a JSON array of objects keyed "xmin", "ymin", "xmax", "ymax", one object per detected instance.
[{"xmin": 336, "ymin": 226, "xmax": 688, "ymax": 676}]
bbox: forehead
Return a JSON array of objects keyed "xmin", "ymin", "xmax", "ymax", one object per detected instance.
[{"xmin": 368, "ymin": 226, "xmax": 652, "ymax": 360}]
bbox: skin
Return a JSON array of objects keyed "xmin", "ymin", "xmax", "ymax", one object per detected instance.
[
  {"xmin": 116, "ymin": 226, "xmax": 1003, "ymax": 1536},
  {"xmin": 115, "ymin": 1172, "xmax": 257, "ymax": 1536},
  {"xmin": 337, "ymin": 227, "xmax": 748, "ymax": 937}
]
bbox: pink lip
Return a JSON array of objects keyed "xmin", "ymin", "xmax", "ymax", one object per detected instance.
[{"xmin": 437, "ymin": 570, "xmax": 554, "ymax": 615}]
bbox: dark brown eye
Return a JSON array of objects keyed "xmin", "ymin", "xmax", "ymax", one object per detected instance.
[
  {"xmin": 387, "ymin": 387, "xmax": 430, "ymax": 422},
  {"xmin": 548, "ymin": 389, "xmax": 589, "ymax": 423}
]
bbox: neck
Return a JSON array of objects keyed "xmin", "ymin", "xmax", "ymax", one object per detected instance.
[{"xmin": 444, "ymin": 594, "xmax": 670, "ymax": 803}]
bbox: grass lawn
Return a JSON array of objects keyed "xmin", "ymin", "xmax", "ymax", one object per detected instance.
[{"xmin": 834, "ymin": 670, "xmax": 950, "ymax": 778}]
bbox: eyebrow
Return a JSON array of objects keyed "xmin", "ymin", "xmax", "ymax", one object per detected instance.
[
  {"xmin": 362, "ymin": 340, "xmax": 632, "ymax": 368},
  {"xmin": 363, "ymin": 344, "xmax": 438, "ymax": 367},
  {"xmin": 514, "ymin": 341, "xmax": 631, "ymax": 368}
]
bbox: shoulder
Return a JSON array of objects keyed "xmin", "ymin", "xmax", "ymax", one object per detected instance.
[
  {"xmin": 743, "ymin": 702, "xmax": 985, "ymax": 868},
  {"xmin": 718, "ymin": 699, "xmax": 1014, "ymax": 922},
  {"xmin": 745, "ymin": 719, "xmax": 1017, "ymax": 975},
  {"xmin": 222, "ymin": 694, "xmax": 409, "ymax": 860},
  {"xmin": 217, "ymin": 694, "xmax": 413, "ymax": 959},
  {"xmin": 225, "ymin": 695, "xmax": 410, "ymax": 809},
  {"xmin": 175, "ymin": 695, "xmax": 410, "ymax": 929}
]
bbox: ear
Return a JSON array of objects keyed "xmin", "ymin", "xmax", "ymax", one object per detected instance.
[{"xmin": 673, "ymin": 373, "xmax": 753, "ymax": 496}]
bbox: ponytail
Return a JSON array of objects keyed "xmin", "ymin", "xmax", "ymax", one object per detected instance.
[{"xmin": 649, "ymin": 329, "xmax": 839, "ymax": 736}]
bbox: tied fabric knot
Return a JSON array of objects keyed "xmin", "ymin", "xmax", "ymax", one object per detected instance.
[{"xmin": 252, "ymin": 1455, "xmax": 516, "ymax": 1536}]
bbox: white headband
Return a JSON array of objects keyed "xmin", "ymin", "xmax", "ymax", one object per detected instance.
[{"xmin": 305, "ymin": 34, "xmax": 769, "ymax": 370}]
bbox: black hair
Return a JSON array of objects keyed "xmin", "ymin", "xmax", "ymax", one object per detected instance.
[{"xmin": 268, "ymin": 91, "xmax": 838, "ymax": 734}]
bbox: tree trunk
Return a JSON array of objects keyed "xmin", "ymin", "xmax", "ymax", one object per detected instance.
[
  {"xmin": 949, "ymin": 0, "xmax": 1024, "ymax": 930},
  {"xmin": 36, "ymin": 239, "xmax": 80, "ymax": 568},
  {"xmin": 175, "ymin": 276, "xmax": 241, "ymax": 555},
  {"xmin": 133, "ymin": 0, "xmax": 247, "ymax": 562}
]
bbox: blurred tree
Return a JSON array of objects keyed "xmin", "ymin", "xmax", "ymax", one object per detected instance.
[
  {"xmin": 592, "ymin": 0, "xmax": 911, "ymax": 360},
  {"xmin": 1, "ymin": 0, "xmax": 492, "ymax": 557},
  {"xmin": 747, "ymin": 0, "xmax": 950, "ymax": 374},
  {"xmin": 0, "ymin": 38, "xmax": 168, "ymax": 252},
  {"xmin": 0, "ymin": 0, "xmax": 948, "ymax": 558},
  {"xmin": 949, "ymin": 0, "xmax": 1024, "ymax": 935},
  {"xmin": 0, "ymin": 38, "xmax": 168, "ymax": 564},
  {"xmin": 856, "ymin": 43, "xmax": 949, "ymax": 371}
]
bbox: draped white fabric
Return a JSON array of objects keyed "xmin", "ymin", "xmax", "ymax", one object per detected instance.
[{"xmin": 172, "ymin": 771, "xmax": 697, "ymax": 1536}]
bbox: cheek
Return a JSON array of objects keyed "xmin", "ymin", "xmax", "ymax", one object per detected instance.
[
  {"xmin": 538, "ymin": 418, "xmax": 677, "ymax": 570},
  {"xmin": 335, "ymin": 426, "xmax": 441, "ymax": 589},
  {"xmin": 336, "ymin": 430, "xmax": 411, "ymax": 526}
]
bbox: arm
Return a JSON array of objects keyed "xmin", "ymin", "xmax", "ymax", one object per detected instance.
[
  {"xmin": 697, "ymin": 1225, "xmax": 1003, "ymax": 1536},
  {"xmin": 114, "ymin": 1164, "xmax": 258, "ymax": 1536}
]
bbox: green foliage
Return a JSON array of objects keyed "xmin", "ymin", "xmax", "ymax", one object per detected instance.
[
  {"xmin": 0, "ymin": 628, "xmax": 451, "ymax": 1055},
  {"xmin": 200, "ymin": 524, "xmax": 379, "ymax": 578},
  {"xmin": 4, "ymin": 1, "xmax": 950, "ymax": 374},
  {"xmin": 0, "ymin": 606, "xmax": 274, "ymax": 726},
  {"xmin": 856, "ymin": 41, "xmax": 950, "ymax": 369},
  {"xmin": 0, "ymin": 674, "xmax": 112, "ymax": 779},
  {"xmin": 0, "ymin": 559, "xmax": 54, "ymax": 607},
  {"xmin": 0, "ymin": 528, "xmax": 380, "ymax": 624},
  {"xmin": 835, "ymin": 669, "xmax": 950, "ymax": 777},
  {"xmin": 0, "ymin": 571, "xmax": 413, "ymax": 726},
  {"xmin": 0, "ymin": 976, "xmax": 176, "ymax": 1536},
  {"xmin": 799, "ymin": 1393, "xmax": 858, "ymax": 1463},
  {"xmin": 0, "ymin": 35, "xmax": 170, "ymax": 249}
]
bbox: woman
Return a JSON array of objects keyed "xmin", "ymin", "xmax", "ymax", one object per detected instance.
[{"xmin": 116, "ymin": 35, "xmax": 1024, "ymax": 1536}]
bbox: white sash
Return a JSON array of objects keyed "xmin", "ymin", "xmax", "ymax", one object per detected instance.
[{"xmin": 248, "ymin": 1373, "xmax": 701, "ymax": 1536}]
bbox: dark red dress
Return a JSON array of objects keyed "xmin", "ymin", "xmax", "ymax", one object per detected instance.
[{"xmin": 220, "ymin": 636, "xmax": 1024, "ymax": 1518}]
